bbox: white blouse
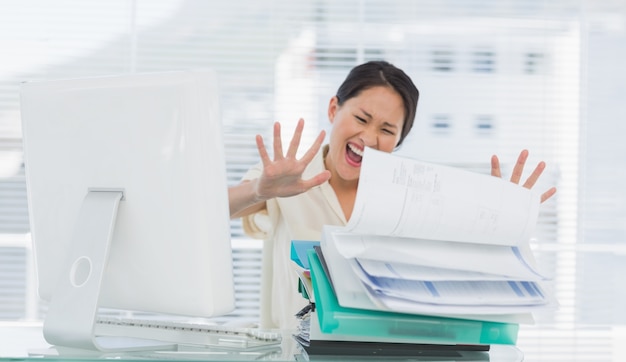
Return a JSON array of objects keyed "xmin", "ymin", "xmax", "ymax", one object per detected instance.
[{"xmin": 241, "ymin": 145, "xmax": 347, "ymax": 329}]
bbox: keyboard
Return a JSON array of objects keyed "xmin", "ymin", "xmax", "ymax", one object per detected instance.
[{"xmin": 94, "ymin": 316, "xmax": 282, "ymax": 350}]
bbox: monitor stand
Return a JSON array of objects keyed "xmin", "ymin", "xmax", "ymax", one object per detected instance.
[{"xmin": 42, "ymin": 189, "xmax": 175, "ymax": 352}]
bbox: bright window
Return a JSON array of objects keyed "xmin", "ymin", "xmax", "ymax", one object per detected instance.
[{"xmin": 1, "ymin": 1, "xmax": 624, "ymax": 359}]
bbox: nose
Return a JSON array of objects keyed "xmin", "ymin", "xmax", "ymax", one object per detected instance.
[{"xmin": 359, "ymin": 127, "xmax": 377, "ymax": 148}]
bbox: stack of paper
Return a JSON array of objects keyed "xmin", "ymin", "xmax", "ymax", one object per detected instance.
[
  {"xmin": 292, "ymin": 246, "xmax": 513, "ymax": 357},
  {"xmin": 322, "ymin": 148, "xmax": 555, "ymax": 322},
  {"xmin": 291, "ymin": 148, "xmax": 556, "ymax": 356}
]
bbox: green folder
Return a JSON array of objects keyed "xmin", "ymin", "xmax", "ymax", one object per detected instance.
[{"xmin": 306, "ymin": 249, "xmax": 519, "ymax": 345}]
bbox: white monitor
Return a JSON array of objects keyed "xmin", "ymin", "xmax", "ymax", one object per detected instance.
[{"xmin": 20, "ymin": 70, "xmax": 235, "ymax": 351}]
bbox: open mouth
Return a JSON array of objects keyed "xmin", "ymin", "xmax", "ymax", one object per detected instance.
[{"xmin": 346, "ymin": 143, "xmax": 364, "ymax": 166}]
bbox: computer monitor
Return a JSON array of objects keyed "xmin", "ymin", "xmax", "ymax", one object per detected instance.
[{"xmin": 20, "ymin": 70, "xmax": 235, "ymax": 351}]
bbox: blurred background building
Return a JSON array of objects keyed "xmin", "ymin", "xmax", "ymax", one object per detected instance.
[{"xmin": 0, "ymin": 0, "xmax": 625, "ymax": 360}]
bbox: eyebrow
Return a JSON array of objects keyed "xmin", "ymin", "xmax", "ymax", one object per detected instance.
[{"xmin": 359, "ymin": 108, "xmax": 399, "ymax": 129}]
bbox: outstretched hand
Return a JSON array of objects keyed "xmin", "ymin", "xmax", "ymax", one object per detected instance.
[
  {"xmin": 491, "ymin": 149, "xmax": 557, "ymax": 203},
  {"xmin": 254, "ymin": 119, "xmax": 331, "ymax": 201}
]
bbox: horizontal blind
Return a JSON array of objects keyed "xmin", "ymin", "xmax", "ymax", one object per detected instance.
[
  {"xmin": 0, "ymin": 246, "xmax": 28, "ymax": 319},
  {"xmin": 0, "ymin": 1, "xmax": 623, "ymax": 350},
  {"xmin": 0, "ymin": 169, "xmax": 28, "ymax": 233}
]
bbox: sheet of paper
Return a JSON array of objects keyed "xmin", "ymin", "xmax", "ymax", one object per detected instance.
[
  {"xmin": 346, "ymin": 148, "xmax": 541, "ymax": 247},
  {"xmin": 368, "ymin": 288, "xmax": 555, "ymax": 315},
  {"xmin": 354, "ymin": 258, "xmax": 544, "ymax": 282},
  {"xmin": 320, "ymin": 226, "xmax": 535, "ymax": 324},
  {"xmin": 353, "ymin": 265, "xmax": 549, "ymax": 306},
  {"xmin": 329, "ymin": 232, "xmax": 548, "ymax": 281}
]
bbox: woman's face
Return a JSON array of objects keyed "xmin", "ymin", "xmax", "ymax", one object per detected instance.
[{"xmin": 325, "ymin": 85, "xmax": 405, "ymax": 184}]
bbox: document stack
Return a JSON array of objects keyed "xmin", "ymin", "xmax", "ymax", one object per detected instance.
[{"xmin": 291, "ymin": 148, "xmax": 556, "ymax": 357}]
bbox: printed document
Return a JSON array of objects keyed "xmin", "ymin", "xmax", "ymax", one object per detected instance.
[
  {"xmin": 346, "ymin": 148, "xmax": 540, "ymax": 246},
  {"xmin": 321, "ymin": 148, "xmax": 555, "ymax": 319}
]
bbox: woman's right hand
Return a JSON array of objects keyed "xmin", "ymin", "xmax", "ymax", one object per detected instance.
[
  {"xmin": 253, "ymin": 118, "xmax": 331, "ymax": 202},
  {"xmin": 491, "ymin": 149, "xmax": 557, "ymax": 203}
]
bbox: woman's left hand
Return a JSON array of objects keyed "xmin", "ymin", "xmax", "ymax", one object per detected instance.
[{"xmin": 491, "ymin": 149, "xmax": 557, "ymax": 203}]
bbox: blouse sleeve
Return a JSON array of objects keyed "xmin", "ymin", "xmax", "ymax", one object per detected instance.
[{"xmin": 240, "ymin": 162, "xmax": 274, "ymax": 239}]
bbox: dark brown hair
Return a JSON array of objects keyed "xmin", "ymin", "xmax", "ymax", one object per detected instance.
[{"xmin": 335, "ymin": 60, "xmax": 419, "ymax": 147}]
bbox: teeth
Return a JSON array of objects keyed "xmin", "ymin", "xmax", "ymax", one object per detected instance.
[{"xmin": 348, "ymin": 144, "xmax": 364, "ymax": 157}]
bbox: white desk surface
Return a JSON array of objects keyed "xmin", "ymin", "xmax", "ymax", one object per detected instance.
[{"xmin": 0, "ymin": 322, "xmax": 525, "ymax": 361}]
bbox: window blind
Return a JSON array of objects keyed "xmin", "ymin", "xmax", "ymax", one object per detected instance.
[{"xmin": 0, "ymin": 1, "xmax": 624, "ymax": 359}]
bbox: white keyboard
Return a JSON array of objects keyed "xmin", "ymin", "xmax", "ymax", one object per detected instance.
[{"xmin": 94, "ymin": 316, "xmax": 282, "ymax": 350}]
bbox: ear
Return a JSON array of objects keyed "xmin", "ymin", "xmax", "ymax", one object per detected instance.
[{"xmin": 327, "ymin": 96, "xmax": 339, "ymax": 124}]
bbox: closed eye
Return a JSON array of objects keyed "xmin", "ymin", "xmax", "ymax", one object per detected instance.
[{"xmin": 355, "ymin": 115, "xmax": 367, "ymax": 123}]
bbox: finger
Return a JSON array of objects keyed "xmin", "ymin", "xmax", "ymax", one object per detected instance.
[
  {"xmin": 301, "ymin": 170, "xmax": 332, "ymax": 190},
  {"xmin": 510, "ymin": 150, "xmax": 529, "ymax": 184},
  {"xmin": 286, "ymin": 118, "xmax": 305, "ymax": 159},
  {"xmin": 256, "ymin": 134, "xmax": 271, "ymax": 166},
  {"xmin": 299, "ymin": 129, "xmax": 326, "ymax": 165},
  {"xmin": 522, "ymin": 161, "xmax": 546, "ymax": 189},
  {"xmin": 273, "ymin": 122, "xmax": 284, "ymax": 159},
  {"xmin": 540, "ymin": 187, "xmax": 557, "ymax": 203},
  {"xmin": 490, "ymin": 155, "xmax": 501, "ymax": 178}
]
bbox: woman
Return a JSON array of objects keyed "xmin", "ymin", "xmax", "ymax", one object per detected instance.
[{"xmin": 228, "ymin": 60, "xmax": 556, "ymax": 329}]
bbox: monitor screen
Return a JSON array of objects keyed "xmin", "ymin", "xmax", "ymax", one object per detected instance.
[{"xmin": 20, "ymin": 70, "xmax": 235, "ymax": 350}]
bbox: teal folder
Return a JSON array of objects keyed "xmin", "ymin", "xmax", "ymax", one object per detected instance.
[
  {"xmin": 290, "ymin": 240, "xmax": 320, "ymax": 269},
  {"xmin": 307, "ymin": 249, "xmax": 519, "ymax": 345},
  {"xmin": 291, "ymin": 240, "xmax": 320, "ymax": 300}
]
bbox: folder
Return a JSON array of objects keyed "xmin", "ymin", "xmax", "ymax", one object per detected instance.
[
  {"xmin": 294, "ymin": 298, "xmax": 491, "ymax": 358},
  {"xmin": 290, "ymin": 240, "xmax": 320, "ymax": 300}
]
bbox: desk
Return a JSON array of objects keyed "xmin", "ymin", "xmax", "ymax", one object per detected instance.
[{"xmin": 0, "ymin": 322, "xmax": 524, "ymax": 361}]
